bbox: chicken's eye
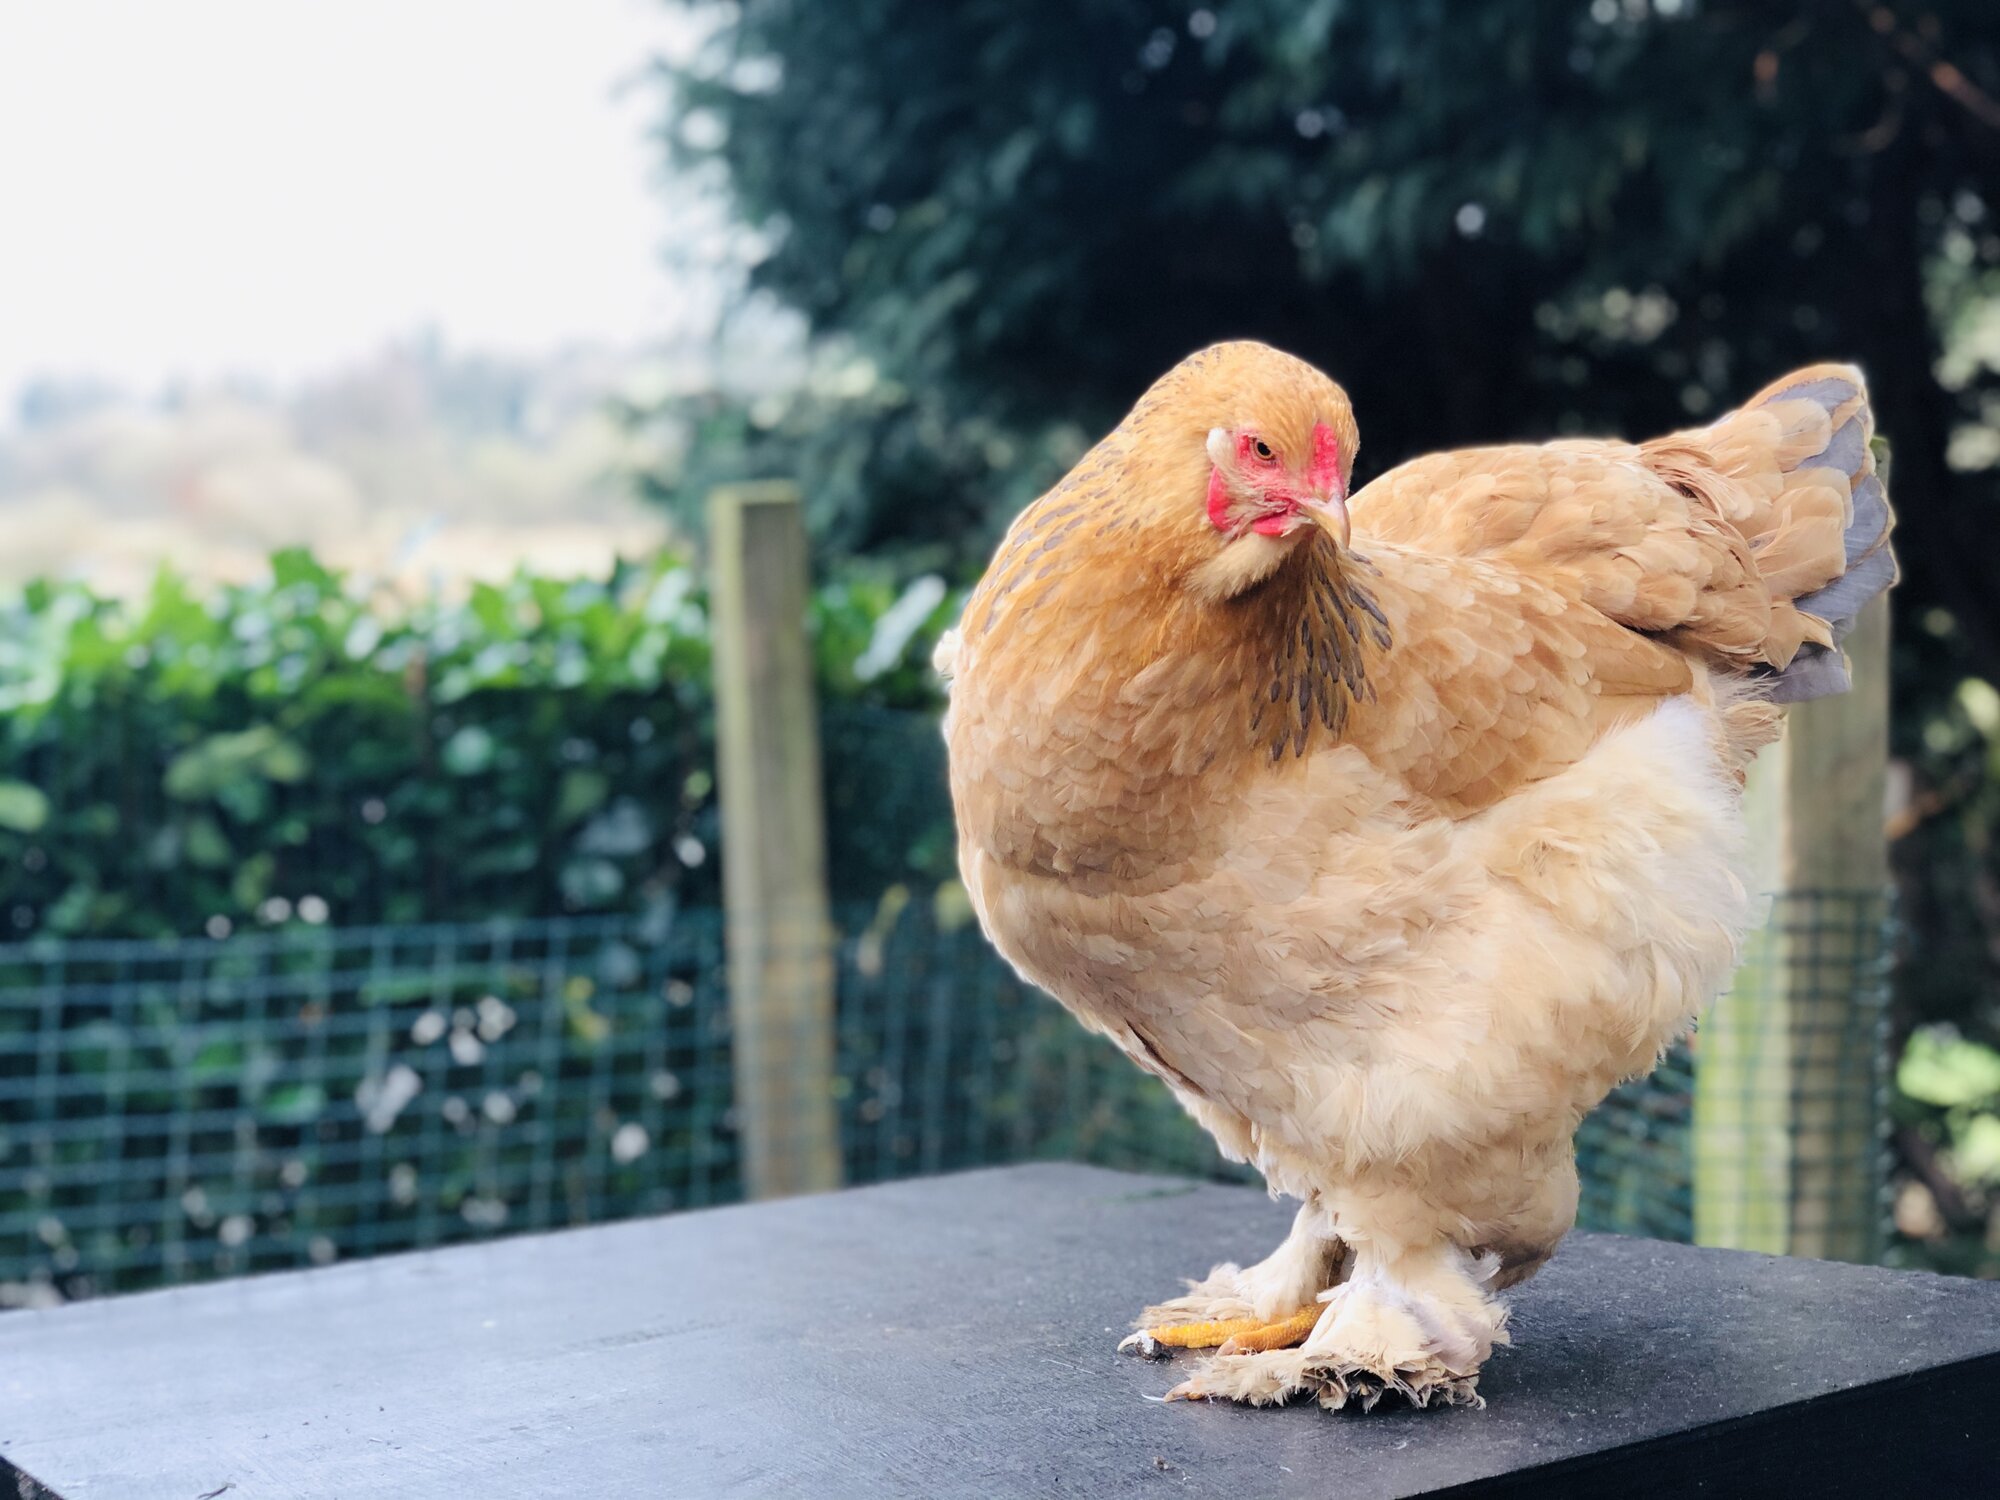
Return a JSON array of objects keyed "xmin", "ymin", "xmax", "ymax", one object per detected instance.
[{"xmin": 1251, "ymin": 438, "xmax": 1275, "ymax": 462}]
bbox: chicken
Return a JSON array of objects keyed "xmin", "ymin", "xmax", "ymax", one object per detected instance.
[{"xmin": 937, "ymin": 342, "xmax": 1896, "ymax": 1411}]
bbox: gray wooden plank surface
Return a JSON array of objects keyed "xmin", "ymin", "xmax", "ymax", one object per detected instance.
[{"xmin": 2, "ymin": 1163, "xmax": 1997, "ymax": 1499}]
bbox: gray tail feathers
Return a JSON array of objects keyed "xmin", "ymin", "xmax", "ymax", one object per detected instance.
[{"xmin": 1752, "ymin": 367, "xmax": 1898, "ymax": 704}]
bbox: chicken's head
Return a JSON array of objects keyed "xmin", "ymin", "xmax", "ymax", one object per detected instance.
[
  {"xmin": 1203, "ymin": 409, "xmax": 1351, "ymax": 547},
  {"xmin": 1133, "ymin": 342, "xmax": 1359, "ymax": 601}
]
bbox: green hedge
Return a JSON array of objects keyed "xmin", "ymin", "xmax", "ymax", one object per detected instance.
[{"xmin": 0, "ymin": 550, "xmax": 959, "ymax": 941}]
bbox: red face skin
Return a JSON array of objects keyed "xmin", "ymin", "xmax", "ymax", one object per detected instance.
[{"xmin": 1206, "ymin": 420, "xmax": 1347, "ymax": 537}]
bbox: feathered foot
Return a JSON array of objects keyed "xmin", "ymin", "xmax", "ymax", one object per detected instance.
[{"xmin": 1163, "ymin": 1243, "xmax": 1508, "ymax": 1413}]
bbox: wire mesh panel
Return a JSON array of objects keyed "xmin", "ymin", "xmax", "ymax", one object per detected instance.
[
  {"xmin": 0, "ymin": 915, "xmax": 738, "ymax": 1303},
  {"xmin": 0, "ymin": 888, "xmax": 1892, "ymax": 1304},
  {"xmin": 1691, "ymin": 888, "xmax": 1896, "ymax": 1259},
  {"xmin": 0, "ymin": 907, "xmax": 1202, "ymax": 1304},
  {"xmin": 1574, "ymin": 1043, "xmax": 1697, "ymax": 1241}
]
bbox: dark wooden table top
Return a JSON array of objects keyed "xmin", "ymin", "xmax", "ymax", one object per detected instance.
[{"xmin": 3, "ymin": 1163, "xmax": 1997, "ymax": 1498}]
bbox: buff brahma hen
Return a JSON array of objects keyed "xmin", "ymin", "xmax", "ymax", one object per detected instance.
[{"xmin": 936, "ymin": 342, "xmax": 1896, "ymax": 1411}]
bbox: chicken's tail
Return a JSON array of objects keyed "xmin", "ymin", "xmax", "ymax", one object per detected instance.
[{"xmin": 1642, "ymin": 364, "xmax": 1897, "ymax": 703}]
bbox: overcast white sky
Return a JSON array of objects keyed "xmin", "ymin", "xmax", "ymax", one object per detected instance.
[{"xmin": 0, "ymin": 0, "xmax": 707, "ymax": 414}]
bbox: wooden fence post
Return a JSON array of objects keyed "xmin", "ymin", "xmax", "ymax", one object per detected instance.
[
  {"xmin": 1693, "ymin": 596, "xmax": 1891, "ymax": 1260},
  {"xmin": 709, "ymin": 483, "xmax": 841, "ymax": 1199}
]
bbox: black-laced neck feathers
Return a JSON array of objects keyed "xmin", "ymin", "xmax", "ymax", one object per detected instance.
[{"xmin": 1238, "ymin": 534, "xmax": 1393, "ymax": 761}]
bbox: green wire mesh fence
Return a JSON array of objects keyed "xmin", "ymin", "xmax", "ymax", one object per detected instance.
[
  {"xmin": 0, "ymin": 905, "xmax": 1187, "ymax": 1303},
  {"xmin": 1, "ymin": 887, "xmax": 1890, "ymax": 1305},
  {"xmin": 1574, "ymin": 891, "xmax": 1895, "ymax": 1249},
  {"xmin": 0, "ymin": 916, "xmax": 733, "ymax": 1301}
]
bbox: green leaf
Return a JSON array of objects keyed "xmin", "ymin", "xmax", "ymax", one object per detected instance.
[
  {"xmin": 563, "ymin": 976, "xmax": 611, "ymax": 1044},
  {"xmin": 259, "ymin": 737, "xmax": 309, "ymax": 784},
  {"xmin": 560, "ymin": 856, "xmax": 624, "ymax": 908},
  {"xmin": 1898, "ymin": 1029, "xmax": 2000, "ymax": 1109},
  {"xmin": 554, "ymin": 769, "xmax": 610, "ymax": 825},
  {"xmin": 189, "ymin": 1038, "xmax": 245, "ymax": 1085},
  {"xmin": 0, "ymin": 780, "xmax": 49, "ymax": 833},
  {"xmin": 442, "ymin": 725, "xmax": 497, "ymax": 776},
  {"xmin": 184, "ymin": 815, "xmax": 234, "ymax": 869},
  {"xmin": 231, "ymin": 852, "xmax": 275, "ymax": 910},
  {"xmin": 1949, "ymin": 1112, "xmax": 2000, "ymax": 1186},
  {"xmin": 259, "ymin": 1082, "xmax": 328, "ymax": 1126},
  {"xmin": 164, "ymin": 726, "xmax": 312, "ymax": 800}
]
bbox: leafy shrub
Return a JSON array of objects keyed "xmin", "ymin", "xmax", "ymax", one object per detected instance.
[{"xmin": 0, "ymin": 549, "xmax": 959, "ymax": 940}]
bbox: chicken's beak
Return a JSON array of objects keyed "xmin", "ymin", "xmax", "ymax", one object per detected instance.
[{"xmin": 1301, "ymin": 491, "xmax": 1351, "ymax": 549}]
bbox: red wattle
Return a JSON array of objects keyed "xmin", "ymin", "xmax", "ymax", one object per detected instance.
[{"xmin": 1205, "ymin": 467, "xmax": 1234, "ymax": 531}]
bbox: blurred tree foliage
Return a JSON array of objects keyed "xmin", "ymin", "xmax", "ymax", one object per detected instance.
[
  {"xmin": 658, "ymin": 2, "xmax": 1999, "ymax": 599},
  {"xmin": 0, "ymin": 551, "xmax": 958, "ymax": 940},
  {"xmin": 651, "ymin": 0, "xmax": 2000, "ymax": 1268}
]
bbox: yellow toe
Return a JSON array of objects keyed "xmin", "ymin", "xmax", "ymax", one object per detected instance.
[
  {"xmin": 1217, "ymin": 1304, "xmax": 1322, "ymax": 1354},
  {"xmin": 1143, "ymin": 1304, "xmax": 1321, "ymax": 1353}
]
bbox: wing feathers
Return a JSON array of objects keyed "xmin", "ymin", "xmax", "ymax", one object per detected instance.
[{"xmin": 1349, "ymin": 364, "xmax": 1896, "ymax": 711}]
